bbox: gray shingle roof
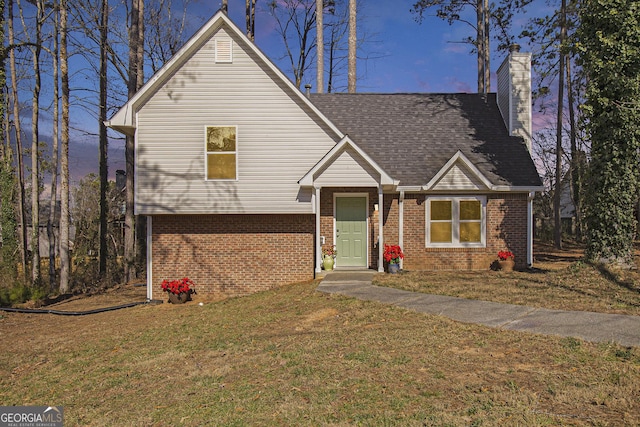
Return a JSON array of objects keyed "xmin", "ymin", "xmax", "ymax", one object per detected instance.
[{"xmin": 309, "ymin": 93, "xmax": 542, "ymax": 188}]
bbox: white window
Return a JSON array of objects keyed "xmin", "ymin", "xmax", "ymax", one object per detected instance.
[
  {"xmin": 426, "ymin": 196, "xmax": 486, "ymax": 247},
  {"xmin": 205, "ymin": 126, "xmax": 237, "ymax": 180}
]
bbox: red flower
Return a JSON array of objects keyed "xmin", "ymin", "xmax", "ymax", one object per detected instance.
[
  {"xmin": 498, "ymin": 251, "xmax": 514, "ymax": 261},
  {"xmin": 161, "ymin": 277, "xmax": 196, "ymax": 295},
  {"xmin": 384, "ymin": 244, "xmax": 404, "ymax": 264}
]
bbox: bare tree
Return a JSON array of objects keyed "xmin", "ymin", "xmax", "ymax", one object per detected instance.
[
  {"xmin": 24, "ymin": 0, "xmax": 45, "ymax": 285},
  {"xmin": 98, "ymin": 0, "xmax": 109, "ymax": 275},
  {"xmin": 316, "ymin": 0, "xmax": 323, "ymax": 93},
  {"xmin": 246, "ymin": 0, "xmax": 257, "ymax": 41},
  {"xmin": 59, "ymin": 0, "xmax": 70, "ymax": 293},
  {"xmin": 347, "ymin": 0, "xmax": 355, "ymax": 92},
  {"xmin": 268, "ymin": 0, "xmax": 317, "ymax": 88},
  {"xmin": 7, "ymin": 0, "xmax": 27, "ymax": 278},
  {"xmin": 125, "ymin": 0, "xmax": 144, "ymax": 282},
  {"xmin": 146, "ymin": 0, "xmax": 190, "ymax": 73},
  {"xmin": 553, "ymin": 0, "xmax": 567, "ymax": 249},
  {"xmin": 47, "ymin": 0, "xmax": 60, "ymax": 290}
]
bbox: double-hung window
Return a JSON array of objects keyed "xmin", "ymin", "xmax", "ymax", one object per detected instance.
[
  {"xmin": 205, "ymin": 126, "xmax": 237, "ymax": 180},
  {"xmin": 426, "ymin": 196, "xmax": 486, "ymax": 247}
]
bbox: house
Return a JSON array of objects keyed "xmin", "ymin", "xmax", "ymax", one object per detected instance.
[{"xmin": 107, "ymin": 11, "xmax": 543, "ymax": 301}]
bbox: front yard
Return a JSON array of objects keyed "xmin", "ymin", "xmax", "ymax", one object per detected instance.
[{"xmin": 1, "ymin": 242, "xmax": 639, "ymax": 425}]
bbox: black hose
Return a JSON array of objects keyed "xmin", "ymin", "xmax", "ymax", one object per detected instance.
[{"xmin": 0, "ymin": 300, "xmax": 150, "ymax": 316}]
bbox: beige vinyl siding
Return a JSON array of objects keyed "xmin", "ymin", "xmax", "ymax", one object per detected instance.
[
  {"xmin": 496, "ymin": 61, "xmax": 510, "ymax": 127},
  {"xmin": 135, "ymin": 28, "xmax": 339, "ymax": 214},
  {"xmin": 313, "ymin": 148, "xmax": 380, "ymax": 187},
  {"xmin": 496, "ymin": 51, "xmax": 532, "ymax": 147},
  {"xmin": 509, "ymin": 53, "xmax": 532, "ymax": 145},
  {"xmin": 431, "ymin": 163, "xmax": 485, "ymax": 191}
]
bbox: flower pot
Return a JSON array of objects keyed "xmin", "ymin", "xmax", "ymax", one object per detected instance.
[
  {"xmin": 168, "ymin": 292, "xmax": 189, "ymax": 304},
  {"xmin": 388, "ymin": 263, "xmax": 400, "ymax": 274},
  {"xmin": 498, "ymin": 258, "xmax": 515, "ymax": 272},
  {"xmin": 323, "ymin": 255, "xmax": 335, "ymax": 271}
]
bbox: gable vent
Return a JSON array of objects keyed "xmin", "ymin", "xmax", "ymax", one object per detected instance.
[{"xmin": 215, "ymin": 39, "xmax": 233, "ymax": 63}]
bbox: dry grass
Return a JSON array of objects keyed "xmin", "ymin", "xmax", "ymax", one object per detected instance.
[
  {"xmin": 1, "ymin": 242, "xmax": 639, "ymax": 426},
  {"xmin": 374, "ymin": 242, "xmax": 640, "ymax": 315}
]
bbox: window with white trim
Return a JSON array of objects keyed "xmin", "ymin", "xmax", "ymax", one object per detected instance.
[
  {"xmin": 426, "ymin": 196, "xmax": 486, "ymax": 247},
  {"xmin": 205, "ymin": 126, "xmax": 237, "ymax": 180}
]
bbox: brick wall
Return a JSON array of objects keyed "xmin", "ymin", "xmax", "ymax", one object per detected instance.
[
  {"xmin": 395, "ymin": 193, "xmax": 529, "ymax": 270},
  {"xmin": 151, "ymin": 214, "xmax": 315, "ymax": 300},
  {"xmin": 150, "ymin": 192, "xmax": 529, "ymax": 300}
]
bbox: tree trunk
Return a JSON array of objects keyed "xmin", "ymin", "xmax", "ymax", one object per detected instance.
[
  {"xmin": 483, "ymin": 0, "xmax": 490, "ymax": 93},
  {"xmin": 8, "ymin": 0, "xmax": 27, "ymax": 278},
  {"xmin": 0, "ymin": 0, "xmax": 18, "ymax": 281},
  {"xmin": 553, "ymin": 0, "xmax": 566, "ymax": 250},
  {"xmin": 48, "ymin": 0, "xmax": 60, "ymax": 290},
  {"xmin": 566, "ymin": 55, "xmax": 581, "ymax": 240},
  {"xmin": 125, "ymin": 0, "xmax": 144, "ymax": 282},
  {"xmin": 98, "ymin": 0, "xmax": 109, "ymax": 276},
  {"xmin": 134, "ymin": 1, "xmax": 146, "ymax": 276},
  {"xmin": 476, "ymin": 0, "xmax": 484, "ymax": 93},
  {"xmin": 246, "ymin": 0, "xmax": 256, "ymax": 42},
  {"xmin": 30, "ymin": 0, "xmax": 44, "ymax": 286},
  {"xmin": 316, "ymin": 0, "xmax": 323, "ymax": 93},
  {"xmin": 347, "ymin": 0, "xmax": 356, "ymax": 93},
  {"xmin": 59, "ymin": 0, "xmax": 70, "ymax": 294}
]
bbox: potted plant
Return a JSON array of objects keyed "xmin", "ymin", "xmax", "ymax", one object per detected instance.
[
  {"xmin": 322, "ymin": 245, "xmax": 337, "ymax": 271},
  {"xmin": 497, "ymin": 250, "xmax": 515, "ymax": 272},
  {"xmin": 384, "ymin": 244, "xmax": 404, "ymax": 274},
  {"xmin": 161, "ymin": 277, "xmax": 196, "ymax": 304}
]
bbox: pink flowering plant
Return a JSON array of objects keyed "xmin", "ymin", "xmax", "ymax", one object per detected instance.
[
  {"xmin": 498, "ymin": 250, "xmax": 514, "ymax": 261},
  {"xmin": 322, "ymin": 245, "xmax": 337, "ymax": 257},
  {"xmin": 384, "ymin": 244, "xmax": 404, "ymax": 265},
  {"xmin": 161, "ymin": 277, "xmax": 196, "ymax": 295}
]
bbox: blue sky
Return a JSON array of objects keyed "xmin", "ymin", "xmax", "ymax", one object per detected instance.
[
  {"xmin": 213, "ymin": 0, "xmax": 492, "ymax": 93},
  {"xmin": 93, "ymin": 0, "xmax": 535, "ymax": 180}
]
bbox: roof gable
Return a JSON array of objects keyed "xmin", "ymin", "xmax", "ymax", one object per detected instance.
[
  {"xmin": 425, "ymin": 151, "xmax": 492, "ymax": 191},
  {"xmin": 299, "ymin": 136, "xmax": 395, "ymax": 187},
  {"xmin": 107, "ymin": 11, "xmax": 343, "ymax": 139}
]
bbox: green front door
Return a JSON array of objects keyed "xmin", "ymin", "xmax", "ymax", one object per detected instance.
[{"xmin": 336, "ymin": 196, "xmax": 368, "ymax": 268}]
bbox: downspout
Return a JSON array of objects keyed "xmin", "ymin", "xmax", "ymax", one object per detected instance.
[
  {"xmin": 378, "ymin": 187, "xmax": 384, "ymax": 272},
  {"xmin": 527, "ymin": 191, "xmax": 534, "ymax": 267},
  {"xmin": 315, "ymin": 186, "xmax": 322, "ymax": 273},
  {"xmin": 399, "ymin": 191, "xmax": 404, "ymax": 270}
]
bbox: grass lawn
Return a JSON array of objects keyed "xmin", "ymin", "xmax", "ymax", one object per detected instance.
[{"xmin": 1, "ymin": 242, "xmax": 639, "ymax": 426}]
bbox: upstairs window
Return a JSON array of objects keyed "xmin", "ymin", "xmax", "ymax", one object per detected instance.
[
  {"xmin": 206, "ymin": 126, "xmax": 237, "ymax": 180},
  {"xmin": 426, "ymin": 196, "xmax": 485, "ymax": 247}
]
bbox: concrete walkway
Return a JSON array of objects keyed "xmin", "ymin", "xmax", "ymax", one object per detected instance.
[{"xmin": 316, "ymin": 270, "xmax": 640, "ymax": 348}]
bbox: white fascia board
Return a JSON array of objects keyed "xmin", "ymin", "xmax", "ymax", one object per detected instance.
[
  {"xmin": 107, "ymin": 11, "xmax": 344, "ymax": 140},
  {"xmin": 299, "ymin": 135, "xmax": 394, "ymax": 186},
  {"xmin": 423, "ymin": 150, "xmax": 493, "ymax": 191}
]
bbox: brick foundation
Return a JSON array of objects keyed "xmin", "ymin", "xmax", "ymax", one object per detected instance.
[
  {"xmin": 150, "ymin": 193, "xmax": 530, "ymax": 299},
  {"xmin": 391, "ymin": 193, "xmax": 529, "ymax": 271},
  {"xmin": 151, "ymin": 214, "xmax": 315, "ymax": 300}
]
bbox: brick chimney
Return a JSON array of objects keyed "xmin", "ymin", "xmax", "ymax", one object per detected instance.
[{"xmin": 496, "ymin": 44, "xmax": 532, "ymax": 151}]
